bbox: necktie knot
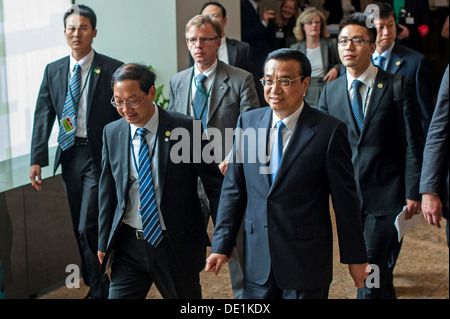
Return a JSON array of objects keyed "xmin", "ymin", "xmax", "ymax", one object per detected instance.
[
  {"xmin": 136, "ymin": 127, "xmax": 149, "ymax": 139},
  {"xmin": 374, "ymin": 55, "xmax": 386, "ymax": 69},
  {"xmin": 352, "ymin": 79, "xmax": 363, "ymax": 91},
  {"xmin": 196, "ymin": 73, "xmax": 207, "ymax": 85},
  {"xmin": 275, "ymin": 120, "xmax": 286, "ymax": 130}
]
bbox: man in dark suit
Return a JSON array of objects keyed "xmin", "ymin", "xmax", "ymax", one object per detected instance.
[
  {"xmin": 97, "ymin": 64, "xmax": 223, "ymax": 298},
  {"xmin": 318, "ymin": 13, "xmax": 424, "ymax": 299},
  {"xmin": 206, "ymin": 49, "xmax": 369, "ymax": 299},
  {"xmin": 372, "ymin": 1, "xmax": 433, "ymax": 134},
  {"xmin": 189, "ymin": 1, "xmax": 265, "ymax": 107},
  {"xmin": 29, "ymin": 5, "xmax": 123, "ymax": 299},
  {"xmin": 170, "ymin": 14, "xmax": 259, "ymax": 299},
  {"xmin": 241, "ymin": 0, "xmax": 275, "ymax": 78},
  {"xmin": 420, "ymin": 65, "xmax": 449, "ymax": 246}
]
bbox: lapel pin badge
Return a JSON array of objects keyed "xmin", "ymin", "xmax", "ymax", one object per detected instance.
[
  {"xmin": 378, "ymin": 83, "xmax": 383, "ymax": 89},
  {"xmin": 94, "ymin": 68, "xmax": 101, "ymax": 74},
  {"xmin": 165, "ymin": 131, "xmax": 170, "ymax": 142},
  {"xmin": 396, "ymin": 61, "xmax": 401, "ymax": 66}
]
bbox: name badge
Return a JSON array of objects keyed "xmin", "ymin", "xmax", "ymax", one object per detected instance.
[
  {"xmin": 276, "ymin": 31, "xmax": 284, "ymax": 39},
  {"xmin": 60, "ymin": 116, "xmax": 75, "ymax": 133},
  {"xmin": 405, "ymin": 16, "xmax": 414, "ymax": 25}
]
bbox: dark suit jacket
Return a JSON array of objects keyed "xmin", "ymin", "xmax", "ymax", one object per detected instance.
[
  {"xmin": 319, "ymin": 69, "xmax": 424, "ymax": 216},
  {"xmin": 385, "ymin": 43, "xmax": 434, "ymax": 134},
  {"xmin": 30, "ymin": 51, "xmax": 123, "ymax": 173},
  {"xmin": 420, "ymin": 65, "xmax": 449, "ymax": 219},
  {"xmin": 169, "ymin": 60, "xmax": 260, "ymax": 160},
  {"xmin": 241, "ymin": 0, "xmax": 270, "ymax": 77},
  {"xmin": 211, "ymin": 104, "xmax": 367, "ymax": 290},
  {"xmin": 98, "ymin": 107, "xmax": 224, "ymax": 275}
]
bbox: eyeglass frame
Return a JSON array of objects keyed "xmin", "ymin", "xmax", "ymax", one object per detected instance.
[
  {"xmin": 337, "ymin": 37, "xmax": 371, "ymax": 46},
  {"xmin": 260, "ymin": 76, "xmax": 304, "ymax": 88},
  {"xmin": 110, "ymin": 94, "xmax": 146, "ymax": 109},
  {"xmin": 186, "ymin": 37, "xmax": 218, "ymax": 45}
]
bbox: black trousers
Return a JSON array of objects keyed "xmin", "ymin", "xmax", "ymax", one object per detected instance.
[
  {"xmin": 60, "ymin": 141, "xmax": 109, "ymax": 298},
  {"xmin": 108, "ymin": 224, "xmax": 202, "ymax": 299}
]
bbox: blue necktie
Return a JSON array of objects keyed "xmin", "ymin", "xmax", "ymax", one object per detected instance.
[
  {"xmin": 351, "ymin": 80, "xmax": 364, "ymax": 132},
  {"xmin": 193, "ymin": 73, "xmax": 208, "ymax": 129},
  {"xmin": 270, "ymin": 120, "xmax": 286, "ymax": 184},
  {"xmin": 58, "ymin": 64, "xmax": 81, "ymax": 150},
  {"xmin": 374, "ymin": 55, "xmax": 386, "ymax": 70},
  {"xmin": 136, "ymin": 128, "xmax": 163, "ymax": 247}
]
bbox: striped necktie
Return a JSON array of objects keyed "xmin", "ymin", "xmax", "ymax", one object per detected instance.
[
  {"xmin": 351, "ymin": 80, "xmax": 364, "ymax": 132},
  {"xmin": 136, "ymin": 128, "xmax": 163, "ymax": 247},
  {"xmin": 58, "ymin": 64, "xmax": 81, "ymax": 150},
  {"xmin": 193, "ymin": 73, "xmax": 208, "ymax": 129},
  {"xmin": 270, "ymin": 120, "xmax": 286, "ymax": 184}
]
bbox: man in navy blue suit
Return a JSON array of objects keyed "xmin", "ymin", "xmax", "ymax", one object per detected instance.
[
  {"xmin": 206, "ymin": 49, "xmax": 369, "ymax": 299},
  {"xmin": 372, "ymin": 2, "xmax": 433, "ymax": 134}
]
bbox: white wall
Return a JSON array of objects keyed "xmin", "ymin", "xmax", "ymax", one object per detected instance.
[{"xmin": 80, "ymin": 0, "xmax": 178, "ymax": 95}]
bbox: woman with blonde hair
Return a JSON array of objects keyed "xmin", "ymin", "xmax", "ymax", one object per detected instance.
[
  {"xmin": 267, "ymin": 0, "xmax": 299, "ymax": 51},
  {"xmin": 290, "ymin": 8, "xmax": 340, "ymax": 108}
]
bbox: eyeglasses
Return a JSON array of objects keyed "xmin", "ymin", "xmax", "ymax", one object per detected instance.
[
  {"xmin": 337, "ymin": 37, "xmax": 371, "ymax": 46},
  {"xmin": 186, "ymin": 37, "xmax": 218, "ymax": 45},
  {"xmin": 111, "ymin": 94, "xmax": 146, "ymax": 109},
  {"xmin": 260, "ymin": 76, "xmax": 303, "ymax": 88}
]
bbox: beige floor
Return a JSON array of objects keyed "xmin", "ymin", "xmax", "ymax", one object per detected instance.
[{"xmin": 38, "ymin": 216, "xmax": 449, "ymax": 299}]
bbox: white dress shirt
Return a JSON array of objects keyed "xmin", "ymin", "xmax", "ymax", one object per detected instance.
[
  {"xmin": 69, "ymin": 49, "xmax": 94, "ymax": 138},
  {"xmin": 346, "ymin": 63, "xmax": 378, "ymax": 115}
]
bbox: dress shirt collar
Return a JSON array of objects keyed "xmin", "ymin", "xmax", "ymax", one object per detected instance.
[
  {"xmin": 70, "ymin": 49, "xmax": 94, "ymax": 73},
  {"xmin": 271, "ymin": 101, "xmax": 304, "ymax": 132},
  {"xmin": 249, "ymin": 0, "xmax": 259, "ymax": 12},
  {"xmin": 130, "ymin": 102, "xmax": 160, "ymax": 139},
  {"xmin": 373, "ymin": 41, "xmax": 395, "ymax": 61},
  {"xmin": 346, "ymin": 62, "xmax": 378, "ymax": 91},
  {"xmin": 194, "ymin": 58, "xmax": 218, "ymax": 81}
]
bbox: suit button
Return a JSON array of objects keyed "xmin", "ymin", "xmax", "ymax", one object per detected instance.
[
  {"xmin": 264, "ymin": 224, "xmax": 268, "ymax": 229},
  {"xmin": 360, "ymin": 146, "xmax": 364, "ymax": 150},
  {"xmin": 268, "ymin": 199, "xmax": 274, "ymax": 205}
]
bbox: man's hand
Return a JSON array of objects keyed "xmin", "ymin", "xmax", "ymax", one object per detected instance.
[
  {"xmin": 348, "ymin": 263, "xmax": 371, "ymax": 288},
  {"xmin": 98, "ymin": 251, "xmax": 105, "ymax": 264},
  {"xmin": 218, "ymin": 160, "xmax": 228, "ymax": 176},
  {"xmin": 205, "ymin": 252, "xmax": 233, "ymax": 276},
  {"xmin": 422, "ymin": 193, "xmax": 443, "ymax": 228},
  {"xmin": 262, "ymin": 7, "xmax": 275, "ymax": 25},
  {"xmin": 30, "ymin": 164, "xmax": 43, "ymax": 191},
  {"xmin": 323, "ymin": 68, "xmax": 339, "ymax": 82},
  {"xmin": 397, "ymin": 24, "xmax": 410, "ymax": 40},
  {"xmin": 405, "ymin": 199, "xmax": 421, "ymax": 219}
]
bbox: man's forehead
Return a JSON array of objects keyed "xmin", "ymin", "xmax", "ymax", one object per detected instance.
[{"xmin": 265, "ymin": 59, "xmax": 301, "ymax": 76}]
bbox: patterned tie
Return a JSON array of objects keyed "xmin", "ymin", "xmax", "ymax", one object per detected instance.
[
  {"xmin": 270, "ymin": 120, "xmax": 286, "ymax": 184},
  {"xmin": 193, "ymin": 73, "xmax": 208, "ymax": 129},
  {"xmin": 136, "ymin": 128, "xmax": 163, "ymax": 247},
  {"xmin": 351, "ymin": 80, "xmax": 364, "ymax": 132},
  {"xmin": 374, "ymin": 55, "xmax": 386, "ymax": 70},
  {"xmin": 58, "ymin": 64, "xmax": 81, "ymax": 151}
]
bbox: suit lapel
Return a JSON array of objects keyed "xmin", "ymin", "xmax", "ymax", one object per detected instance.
[
  {"xmin": 338, "ymin": 76, "xmax": 360, "ymax": 137},
  {"xmin": 320, "ymin": 38, "xmax": 328, "ymax": 71},
  {"xmin": 118, "ymin": 119, "xmax": 131, "ymax": 196},
  {"xmin": 155, "ymin": 107, "xmax": 172, "ymax": 205},
  {"xmin": 86, "ymin": 51, "xmax": 102, "ymax": 120},
  {"xmin": 57, "ymin": 57, "xmax": 70, "ymax": 116},
  {"xmin": 270, "ymin": 105, "xmax": 316, "ymax": 193},
  {"xmin": 386, "ymin": 47, "xmax": 403, "ymax": 74},
  {"xmin": 360, "ymin": 70, "xmax": 390, "ymax": 140},
  {"xmin": 257, "ymin": 108, "xmax": 273, "ymax": 191},
  {"xmin": 208, "ymin": 61, "xmax": 229, "ymax": 123}
]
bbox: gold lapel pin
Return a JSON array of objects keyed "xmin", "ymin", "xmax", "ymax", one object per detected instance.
[
  {"xmin": 94, "ymin": 68, "xmax": 101, "ymax": 74},
  {"xmin": 396, "ymin": 61, "xmax": 401, "ymax": 66},
  {"xmin": 165, "ymin": 131, "xmax": 171, "ymax": 137},
  {"xmin": 378, "ymin": 83, "xmax": 383, "ymax": 88}
]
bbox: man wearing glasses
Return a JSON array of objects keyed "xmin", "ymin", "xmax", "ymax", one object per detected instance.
[
  {"xmin": 98, "ymin": 64, "xmax": 223, "ymax": 298},
  {"xmin": 29, "ymin": 5, "xmax": 123, "ymax": 299},
  {"xmin": 169, "ymin": 14, "xmax": 259, "ymax": 299},
  {"xmin": 206, "ymin": 48, "xmax": 369, "ymax": 299},
  {"xmin": 319, "ymin": 13, "xmax": 424, "ymax": 299}
]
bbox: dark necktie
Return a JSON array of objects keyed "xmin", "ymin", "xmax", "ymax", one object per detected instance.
[
  {"xmin": 58, "ymin": 64, "xmax": 81, "ymax": 150},
  {"xmin": 270, "ymin": 120, "xmax": 286, "ymax": 184},
  {"xmin": 193, "ymin": 73, "xmax": 208, "ymax": 129},
  {"xmin": 136, "ymin": 128, "xmax": 163, "ymax": 247},
  {"xmin": 351, "ymin": 80, "xmax": 364, "ymax": 132}
]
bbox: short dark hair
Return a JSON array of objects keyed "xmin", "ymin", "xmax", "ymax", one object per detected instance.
[
  {"xmin": 111, "ymin": 63, "xmax": 156, "ymax": 94},
  {"xmin": 264, "ymin": 48, "xmax": 312, "ymax": 79},
  {"xmin": 374, "ymin": 1, "xmax": 396, "ymax": 20},
  {"xmin": 338, "ymin": 12, "xmax": 377, "ymax": 43},
  {"xmin": 201, "ymin": 1, "xmax": 227, "ymax": 18},
  {"xmin": 64, "ymin": 4, "xmax": 97, "ymax": 30}
]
